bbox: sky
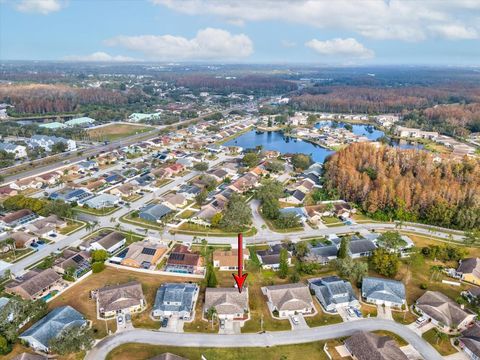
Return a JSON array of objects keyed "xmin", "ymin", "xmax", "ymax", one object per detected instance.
[{"xmin": 1, "ymin": 0, "xmax": 480, "ymax": 65}]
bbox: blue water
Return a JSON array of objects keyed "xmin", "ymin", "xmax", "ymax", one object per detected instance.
[
  {"xmin": 315, "ymin": 121, "xmax": 385, "ymax": 141},
  {"xmin": 225, "ymin": 123, "xmax": 424, "ymax": 164},
  {"xmin": 224, "ymin": 130, "xmax": 334, "ymax": 163}
]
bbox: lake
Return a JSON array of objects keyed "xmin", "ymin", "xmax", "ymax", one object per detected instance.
[{"xmin": 224, "ymin": 123, "xmax": 424, "ymax": 163}]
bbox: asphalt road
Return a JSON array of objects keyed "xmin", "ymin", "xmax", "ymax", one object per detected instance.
[{"xmin": 85, "ymin": 318, "xmax": 443, "ymax": 360}]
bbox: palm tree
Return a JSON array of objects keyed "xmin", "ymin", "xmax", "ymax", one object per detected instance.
[
  {"xmin": 434, "ymin": 329, "xmax": 449, "ymax": 344},
  {"xmin": 206, "ymin": 307, "xmax": 217, "ymax": 330},
  {"xmin": 5, "ymin": 238, "xmax": 16, "ymax": 260}
]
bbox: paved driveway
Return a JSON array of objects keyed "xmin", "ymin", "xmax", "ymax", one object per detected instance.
[
  {"xmin": 290, "ymin": 314, "xmax": 309, "ymax": 330},
  {"xmin": 86, "ymin": 318, "xmax": 444, "ymax": 360},
  {"xmin": 377, "ymin": 305, "xmax": 393, "ymax": 320}
]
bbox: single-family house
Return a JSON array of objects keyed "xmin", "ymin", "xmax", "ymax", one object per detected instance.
[
  {"xmin": 5, "ymin": 269, "xmax": 62, "ymax": 300},
  {"xmin": 139, "ymin": 203, "xmax": 173, "ymax": 223},
  {"xmin": 257, "ymin": 244, "xmax": 292, "ymax": 270},
  {"xmin": 82, "ymin": 193, "xmax": 119, "ymax": 209},
  {"xmin": 10, "ymin": 231, "xmax": 38, "ymax": 248},
  {"xmin": 97, "ymin": 281, "xmax": 146, "ymax": 319},
  {"xmin": 460, "ymin": 322, "xmax": 480, "ymax": 360},
  {"xmin": 163, "ymin": 193, "xmax": 187, "ymax": 210},
  {"xmin": 415, "ymin": 291, "xmax": 476, "ymax": 332},
  {"xmin": 262, "ymin": 283, "xmax": 314, "ymax": 318},
  {"xmin": 457, "ymin": 258, "xmax": 480, "ymax": 285},
  {"xmin": 213, "ymin": 248, "xmax": 249, "ymax": 271},
  {"xmin": 165, "ymin": 244, "xmax": 203, "ymax": 274},
  {"xmin": 0, "ymin": 142, "xmax": 27, "ymax": 159},
  {"xmin": 80, "ymin": 231, "xmax": 126, "ymax": 253},
  {"xmin": 362, "ymin": 277, "xmax": 406, "ymax": 308},
  {"xmin": 204, "ymin": 287, "xmax": 249, "ymax": 320},
  {"xmin": 53, "ymin": 249, "xmax": 91, "ymax": 279},
  {"xmin": 110, "ymin": 183, "xmax": 138, "ymax": 198},
  {"xmin": 0, "ymin": 209, "xmax": 37, "ymax": 228},
  {"xmin": 152, "ymin": 283, "xmax": 199, "ymax": 319},
  {"xmin": 345, "ymin": 331, "xmax": 408, "ymax": 360},
  {"xmin": 120, "ymin": 241, "xmax": 168, "ymax": 269},
  {"xmin": 19, "ymin": 306, "xmax": 86, "ymax": 353},
  {"xmin": 26, "ymin": 215, "xmax": 67, "ymax": 237},
  {"xmin": 349, "ymin": 239, "xmax": 376, "ymax": 258},
  {"xmin": 308, "ymin": 276, "xmax": 359, "ymax": 312}
]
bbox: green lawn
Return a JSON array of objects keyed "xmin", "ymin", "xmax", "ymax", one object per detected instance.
[
  {"xmin": 106, "ymin": 342, "xmax": 329, "ymax": 360},
  {"xmin": 178, "ymin": 209, "xmax": 196, "ymax": 219},
  {"xmin": 171, "ymin": 223, "xmax": 257, "ymax": 237},
  {"xmin": 59, "ymin": 220, "xmax": 85, "ymax": 235},
  {"xmin": 120, "ymin": 212, "xmax": 165, "ymax": 231},
  {"xmin": 74, "ymin": 206, "xmax": 119, "ymax": 216},
  {"xmin": 321, "ymin": 216, "xmax": 344, "ymax": 227},
  {"xmin": 0, "ymin": 248, "xmax": 35, "ymax": 263},
  {"xmin": 422, "ymin": 328, "xmax": 457, "ymax": 356},
  {"xmin": 305, "ymin": 299, "xmax": 343, "ymax": 327}
]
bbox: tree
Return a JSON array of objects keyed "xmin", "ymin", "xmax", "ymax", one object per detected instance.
[
  {"xmin": 49, "ymin": 325, "xmax": 94, "ymax": 355},
  {"xmin": 0, "ymin": 334, "xmax": 11, "ymax": 355},
  {"xmin": 264, "ymin": 160, "xmax": 284, "ymax": 173},
  {"xmin": 91, "ymin": 249, "xmax": 108, "ymax": 263},
  {"xmin": 91, "ymin": 262, "xmax": 105, "ymax": 273},
  {"xmin": 370, "ymin": 248, "xmax": 400, "ymax": 277},
  {"xmin": 338, "ymin": 237, "xmax": 350, "ymax": 259},
  {"xmin": 193, "ymin": 162, "xmax": 209, "ymax": 172},
  {"xmin": 278, "ymin": 248, "xmax": 289, "ymax": 279},
  {"xmin": 294, "ymin": 241, "xmax": 310, "ymax": 259},
  {"xmin": 291, "ymin": 154, "xmax": 312, "ymax": 170},
  {"xmin": 219, "ymin": 194, "xmax": 252, "ymax": 232},
  {"xmin": 465, "ymin": 229, "xmax": 480, "ymax": 246},
  {"xmin": 242, "ymin": 152, "xmax": 259, "ymax": 168},
  {"xmin": 257, "ymin": 179, "xmax": 285, "ymax": 202},
  {"xmin": 334, "ymin": 257, "xmax": 368, "ymax": 286},
  {"xmin": 377, "ymin": 231, "xmax": 406, "ymax": 252},
  {"xmin": 274, "ymin": 213, "xmax": 301, "ymax": 229},
  {"xmin": 195, "ymin": 189, "xmax": 208, "ymax": 206},
  {"xmin": 206, "ymin": 264, "xmax": 218, "ymax": 287},
  {"xmin": 210, "ymin": 213, "xmax": 222, "ymax": 228},
  {"xmin": 262, "ymin": 197, "xmax": 280, "ymax": 220}
]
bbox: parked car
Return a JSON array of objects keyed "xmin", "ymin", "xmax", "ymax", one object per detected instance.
[
  {"xmin": 31, "ymin": 243, "xmax": 39, "ymax": 248},
  {"xmin": 291, "ymin": 316, "xmax": 299, "ymax": 325},
  {"xmin": 416, "ymin": 316, "xmax": 427, "ymax": 326},
  {"xmin": 161, "ymin": 317, "xmax": 169, "ymax": 328},
  {"xmin": 117, "ymin": 316, "xmax": 123, "ymax": 325},
  {"xmin": 220, "ymin": 319, "xmax": 225, "ymax": 329},
  {"xmin": 125, "ymin": 313, "xmax": 131, "ymax": 323}
]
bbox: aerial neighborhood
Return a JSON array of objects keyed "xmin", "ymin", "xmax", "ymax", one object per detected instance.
[{"xmin": 0, "ymin": 18, "xmax": 480, "ymax": 360}]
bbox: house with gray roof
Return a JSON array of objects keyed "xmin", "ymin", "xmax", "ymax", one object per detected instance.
[
  {"xmin": 306, "ymin": 245, "xmax": 339, "ymax": 264},
  {"xmin": 139, "ymin": 203, "xmax": 173, "ymax": 223},
  {"xmin": 204, "ymin": 287, "xmax": 249, "ymax": 321},
  {"xmin": 362, "ymin": 277, "xmax": 406, "ymax": 308},
  {"xmin": 345, "ymin": 331, "xmax": 408, "ymax": 360},
  {"xmin": 308, "ymin": 276, "xmax": 358, "ymax": 313},
  {"xmin": 262, "ymin": 283, "xmax": 315, "ymax": 318},
  {"xmin": 19, "ymin": 306, "xmax": 86, "ymax": 353},
  {"xmin": 82, "ymin": 193, "xmax": 119, "ymax": 209},
  {"xmin": 349, "ymin": 239, "xmax": 376, "ymax": 258},
  {"xmin": 97, "ymin": 281, "xmax": 145, "ymax": 319},
  {"xmin": 152, "ymin": 283, "xmax": 199, "ymax": 319},
  {"xmin": 460, "ymin": 322, "xmax": 480, "ymax": 360},
  {"xmin": 415, "ymin": 291, "xmax": 476, "ymax": 332}
]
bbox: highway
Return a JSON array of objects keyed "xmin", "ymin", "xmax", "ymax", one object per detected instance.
[{"xmin": 85, "ymin": 318, "xmax": 443, "ymax": 360}]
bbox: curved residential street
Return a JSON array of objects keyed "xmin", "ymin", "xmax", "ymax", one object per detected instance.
[{"xmin": 85, "ymin": 318, "xmax": 443, "ymax": 360}]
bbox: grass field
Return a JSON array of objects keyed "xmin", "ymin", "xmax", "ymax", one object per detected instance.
[
  {"xmin": 106, "ymin": 342, "xmax": 329, "ymax": 360},
  {"xmin": 87, "ymin": 124, "xmax": 153, "ymax": 141},
  {"xmin": 59, "ymin": 220, "xmax": 85, "ymax": 235},
  {"xmin": 48, "ymin": 267, "xmax": 201, "ymax": 339},
  {"xmin": 422, "ymin": 328, "xmax": 457, "ymax": 356}
]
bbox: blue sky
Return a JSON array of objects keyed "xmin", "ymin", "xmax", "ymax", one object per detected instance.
[{"xmin": 1, "ymin": 0, "xmax": 480, "ymax": 65}]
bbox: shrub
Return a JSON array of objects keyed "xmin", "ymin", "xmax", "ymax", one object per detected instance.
[{"xmin": 91, "ymin": 262, "xmax": 105, "ymax": 273}]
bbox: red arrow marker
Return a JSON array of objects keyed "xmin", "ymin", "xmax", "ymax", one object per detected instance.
[{"xmin": 232, "ymin": 233, "xmax": 248, "ymax": 293}]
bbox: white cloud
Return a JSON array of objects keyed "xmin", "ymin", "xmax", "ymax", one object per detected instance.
[
  {"xmin": 306, "ymin": 38, "xmax": 374, "ymax": 59},
  {"xmin": 64, "ymin": 52, "xmax": 135, "ymax": 62},
  {"xmin": 15, "ymin": 0, "xmax": 63, "ymax": 14},
  {"xmin": 151, "ymin": 0, "xmax": 480, "ymax": 41},
  {"xmin": 429, "ymin": 24, "xmax": 478, "ymax": 39},
  {"xmin": 105, "ymin": 28, "xmax": 253, "ymax": 61},
  {"xmin": 281, "ymin": 40, "xmax": 297, "ymax": 48}
]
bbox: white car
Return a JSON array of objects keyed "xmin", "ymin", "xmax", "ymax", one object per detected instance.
[
  {"xmin": 291, "ymin": 316, "xmax": 299, "ymax": 325},
  {"xmin": 117, "ymin": 316, "xmax": 123, "ymax": 325},
  {"xmin": 416, "ymin": 316, "xmax": 427, "ymax": 326}
]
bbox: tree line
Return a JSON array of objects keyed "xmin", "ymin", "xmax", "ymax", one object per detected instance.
[{"xmin": 323, "ymin": 143, "xmax": 480, "ymax": 229}]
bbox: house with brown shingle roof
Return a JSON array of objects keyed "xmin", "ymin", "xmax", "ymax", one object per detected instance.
[
  {"xmin": 460, "ymin": 322, "xmax": 480, "ymax": 360},
  {"xmin": 10, "ymin": 231, "xmax": 38, "ymax": 248},
  {"xmin": 204, "ymin": 287, "xmax": 249, "ymax": 320},
  {"xmin": 345, "ymin": 331, "xmax": 408, "ymax": 360},
  {"xmin": 5, "ymin": 269, "xmax": 62, "ymax": 300},
  {"xmin": 96, "ymin": 281, "xmax": 146, "ymax": 319},
  {"xmin": 0, "ymin": 209, "xmax": 37, "ymax": 228},
  {"xmin": 261, "ymin": 283, "xmax": 315, "ymax": 318},
  {"xmin": 165, "ymin": 244, "xmax": 203, "ymax": 274},
  {"xmin": 120, "ymin": 241, "xmax": 168, "ymax": 269},
  {"xmin": 415, "ymin": 291, "xmax": 476, "ymax": 332},
  {"xmin": 213, "ymin": 248, "xmax": 249, "ymax": 271}
]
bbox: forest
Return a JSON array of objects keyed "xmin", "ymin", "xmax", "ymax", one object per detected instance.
[
  {"xmin": 323, "ymin": 143, "xmax": 480, "ymax": 229},
  {"xmin": 290, "ymin": 84, "xmax": 480, "ymax": 114}
]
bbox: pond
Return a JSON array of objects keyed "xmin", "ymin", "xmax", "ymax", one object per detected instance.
[{"xmin": 224, "ymin": 123, "xmax": 424, "ymax": 163}]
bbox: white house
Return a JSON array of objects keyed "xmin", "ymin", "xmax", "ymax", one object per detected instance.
[{"xmin": 0, "ymin": 142, "xmax": 27, "ymax": 159}]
